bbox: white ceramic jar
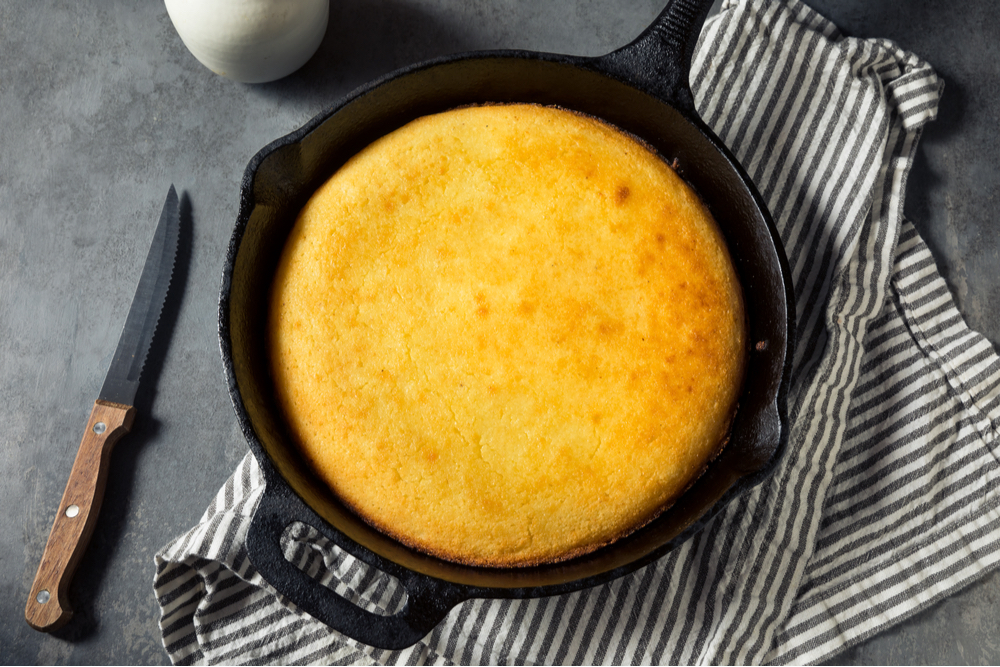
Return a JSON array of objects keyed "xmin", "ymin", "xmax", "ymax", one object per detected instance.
[{"xmin": 165, "ymin": 0, "xmax": 329, "ymax": 83}]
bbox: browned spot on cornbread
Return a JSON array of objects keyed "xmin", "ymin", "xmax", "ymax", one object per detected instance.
[{"xmin": 615, "ymin": 184, "xmax": 631, "ymax": 204}]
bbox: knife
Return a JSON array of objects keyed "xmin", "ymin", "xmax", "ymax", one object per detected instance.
[{"xmin": 25, "ymin": 186, "xmax": 180, "ymax": 632}]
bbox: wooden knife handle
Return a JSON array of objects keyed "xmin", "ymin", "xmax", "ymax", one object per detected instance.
[{"xmin": 25, "ymin": 399, "xmax": 135, "ymax": 632}]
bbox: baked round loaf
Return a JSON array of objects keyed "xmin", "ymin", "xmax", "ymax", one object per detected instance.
[{"xmin": 269, "ymin": 104, "xmax": 746, "ymax": 567}]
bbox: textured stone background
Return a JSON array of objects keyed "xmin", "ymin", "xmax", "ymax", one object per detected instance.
[{"xmin": 2, "ymin": 0, "xmax": 997, "ymax": 663}]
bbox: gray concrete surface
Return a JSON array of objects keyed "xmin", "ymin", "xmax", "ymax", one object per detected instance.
[{"xmin": 1, "ymin": 0, "xmax": 997, "ymax": 663}]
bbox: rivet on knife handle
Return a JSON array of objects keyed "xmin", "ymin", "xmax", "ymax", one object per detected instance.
[{"xmin": 25, "ymin": 400, "xmax": 135, "ymax": 631}]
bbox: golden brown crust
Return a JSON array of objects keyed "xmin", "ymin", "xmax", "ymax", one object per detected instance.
[{"xmin": 269, "ymin": 104, "xmax": 747, "ymax": 567}]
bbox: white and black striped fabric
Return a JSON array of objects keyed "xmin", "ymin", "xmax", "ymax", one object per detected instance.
[{"xmin": 154, "ymin": 0, "xmax": 1000, "ymax": 663}]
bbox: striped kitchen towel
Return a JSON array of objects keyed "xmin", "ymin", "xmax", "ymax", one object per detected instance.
[{"xmin": 153, "ymin": 0, "xmax": 1000, "ymax": 664}]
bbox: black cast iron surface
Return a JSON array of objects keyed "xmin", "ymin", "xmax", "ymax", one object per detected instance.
[{"xmin": 3, "ymin": 0, "xmax": 999, "ymax": 663}]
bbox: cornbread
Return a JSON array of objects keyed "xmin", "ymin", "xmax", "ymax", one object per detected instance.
[{"xmin": 268, "ymin": 104, "xmax": 746, "ymax": 567}]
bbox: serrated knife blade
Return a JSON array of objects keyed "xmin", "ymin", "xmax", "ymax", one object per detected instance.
[
  {"xmin": 25, "ymin": 186, "xmax": 180, "ymax": 632},
  {"xmin": 99, "ymin": 186, "xmax": 179, "ymax": 406}
]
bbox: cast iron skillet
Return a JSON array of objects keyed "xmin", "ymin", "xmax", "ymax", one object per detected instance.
[{"xmin": 220, "ymin": 0, "xmax": 794, "ymax": 651}]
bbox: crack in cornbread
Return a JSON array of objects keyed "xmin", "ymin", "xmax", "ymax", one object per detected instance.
[{"xmin": 268, "ymin": 104, "xmax": 746, "ymax": 567}]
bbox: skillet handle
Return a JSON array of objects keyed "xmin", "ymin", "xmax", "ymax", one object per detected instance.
[
  {"xmin": 246, "ymin": 480, "xmax": 466, "ymax": 650},
  {"xmin": 590, "ymin": 0, "xmax": 715, "ymax": 113}
]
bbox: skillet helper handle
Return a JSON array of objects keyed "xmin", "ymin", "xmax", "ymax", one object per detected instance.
[
  {"xmin": 591, "ymin": 0, "xmax": 715, "ymax": 113},
  {"xmin": 247, "ymin": 485, "xmax": 463, "ymax": 651},
  {"xmin": 25, "ymin": 400, "xmax": 135, "ymax": 632}
]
